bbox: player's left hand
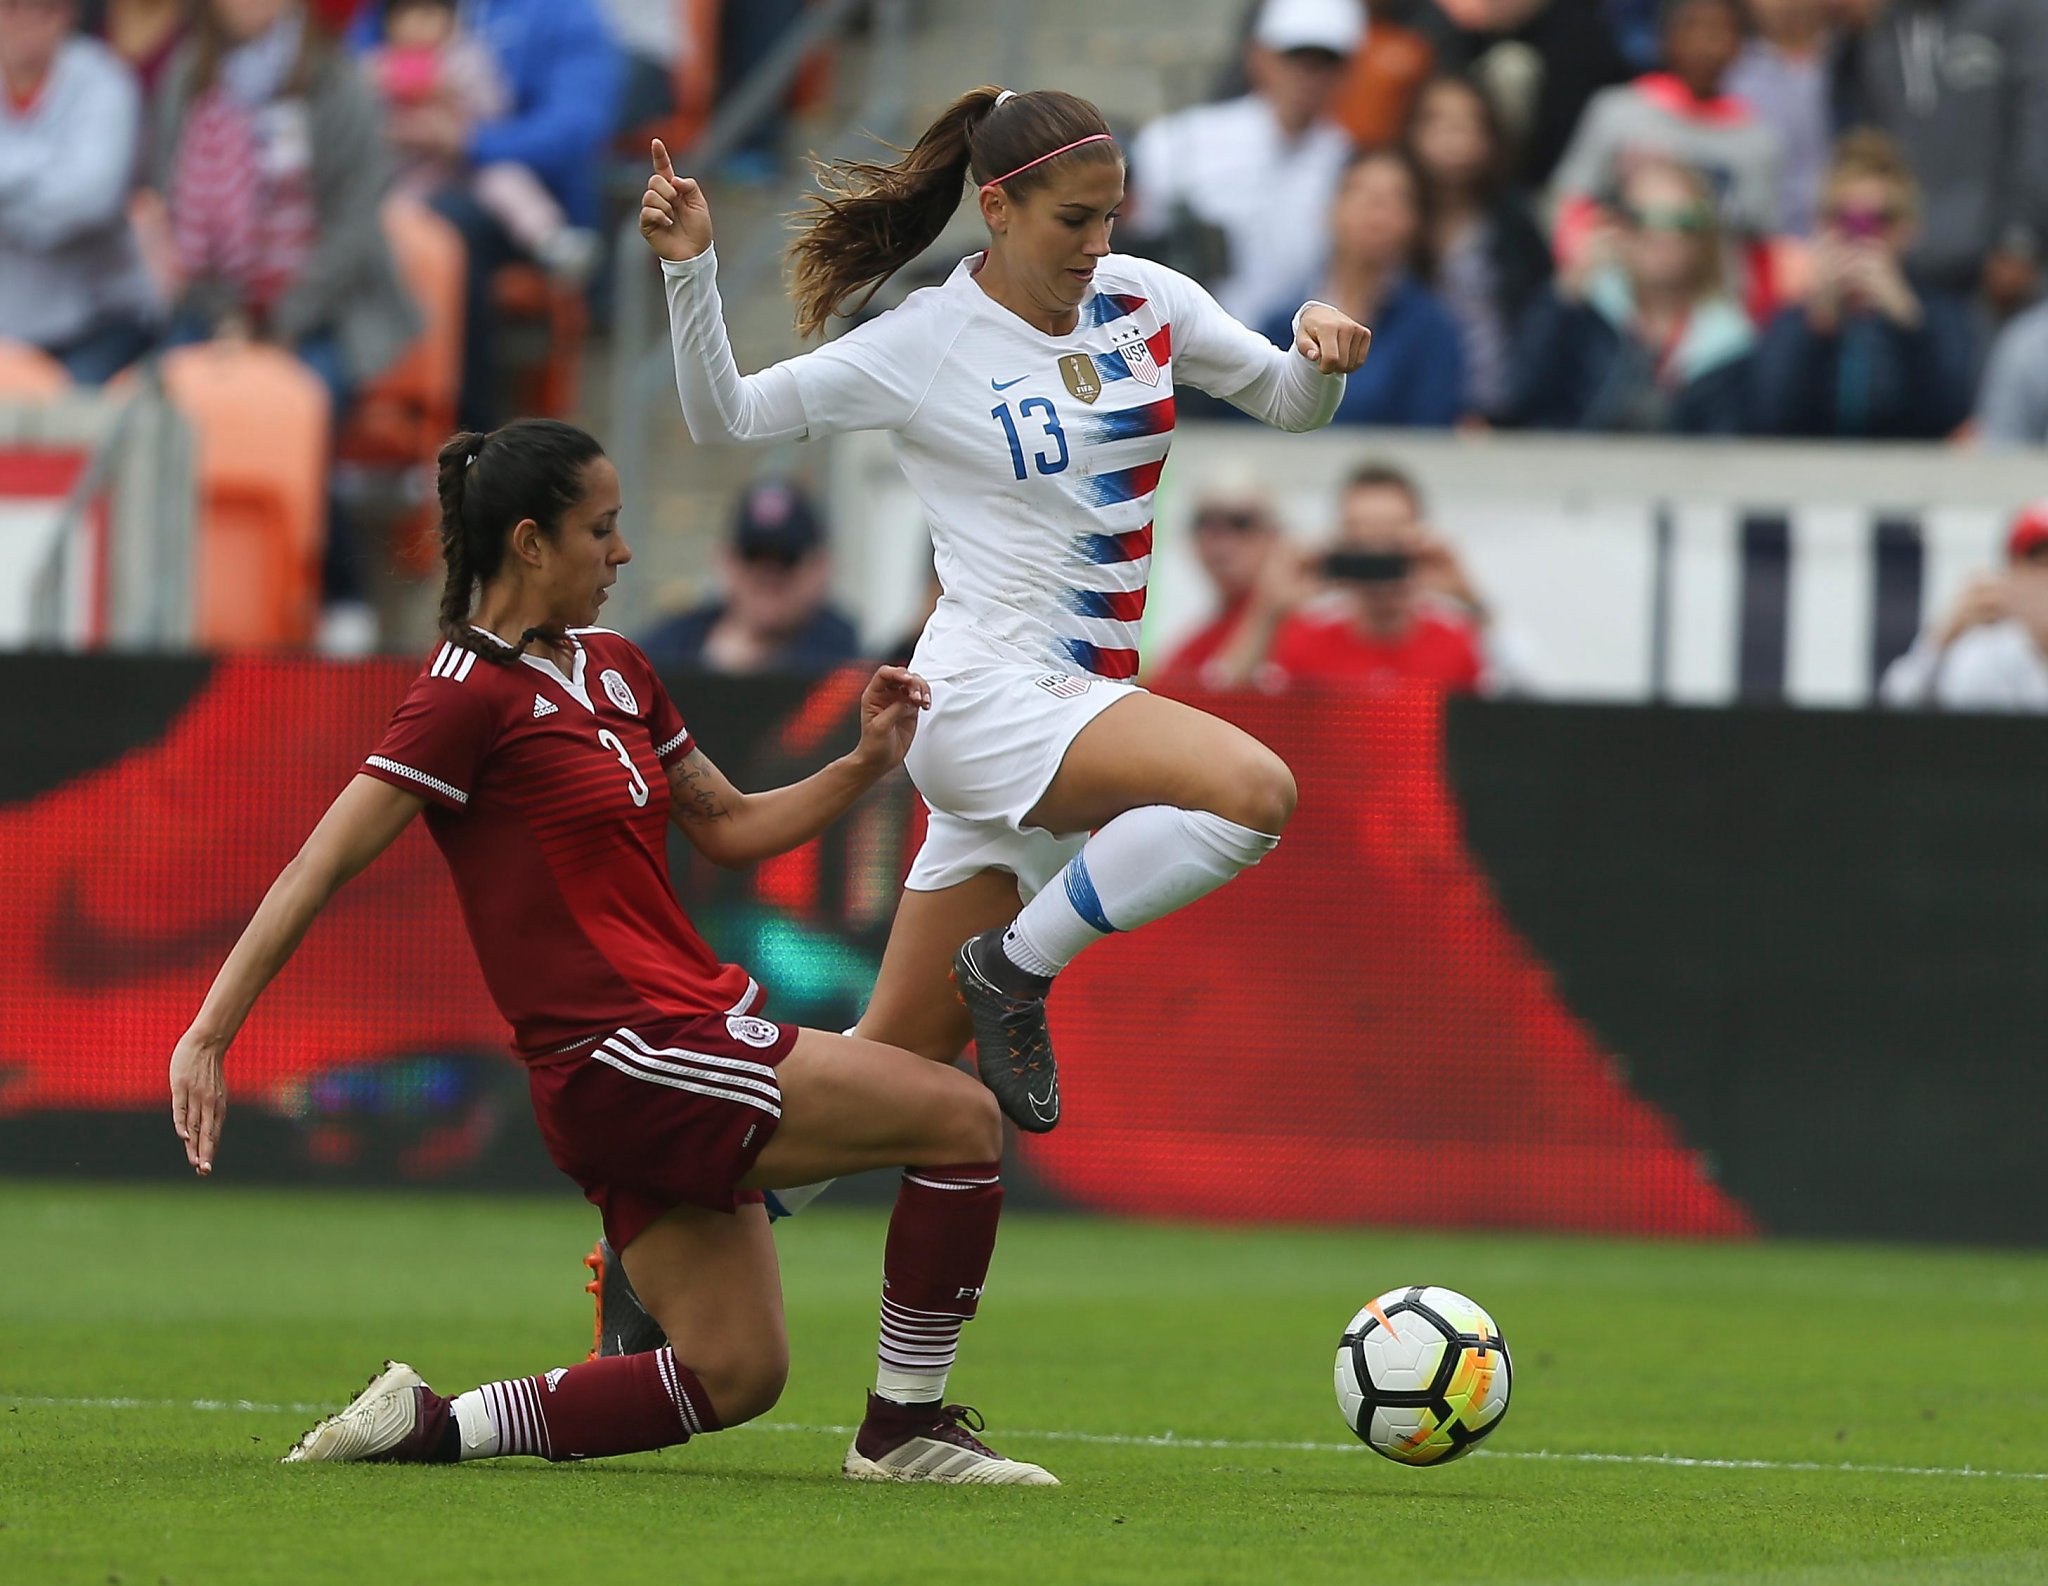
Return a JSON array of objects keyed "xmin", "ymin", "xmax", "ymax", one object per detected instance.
[
  {"xmin": 852, "ymin": 665, "xmax": 931, "ymax": 772},
  {"xmin": 169, "ymin": 1029, "xmax": 227, "ymax": 1177},
  {"xmin": 1296, "ymin": 305, "xmax": 1372, "ymax": 375}
]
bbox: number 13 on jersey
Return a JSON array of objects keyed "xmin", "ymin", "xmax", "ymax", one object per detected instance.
[{"xmin": 992, "ymin": 398, "xmax": 1068, "ymax": 480}]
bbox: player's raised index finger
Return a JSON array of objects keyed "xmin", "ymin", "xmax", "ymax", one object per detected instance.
[{"xmin": 651, "ymin": 137, "xmax": 676, "ymax": 180}]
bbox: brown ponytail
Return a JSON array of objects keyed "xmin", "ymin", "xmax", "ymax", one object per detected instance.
[
  {"xmin": 788, "ymin": 86, "xmax": 1121, "ymax": 339},
  {"xmin": 433, "ymin": 419, "xmax": 608, "ymax": 664}
]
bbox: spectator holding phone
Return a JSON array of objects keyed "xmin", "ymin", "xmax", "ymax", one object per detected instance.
[
  {"xmin": 1878, "ymin": 502, "xmax": 2048, "ymax": 712},
  {"xmin": 1750, "ymin": 130, "xmax": 1974, "ymax": 439},
  {"xmin": 1208, "ymin": 462, "xmax": 1501, "ymax": 693}
]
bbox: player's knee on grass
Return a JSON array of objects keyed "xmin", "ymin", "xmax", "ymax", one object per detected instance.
[{"xmin": 682, "ymin": 1337, "xmax": 790, "ymax": 1426}]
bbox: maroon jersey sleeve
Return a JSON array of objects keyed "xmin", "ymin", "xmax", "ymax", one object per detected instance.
[
  {"xmin": 362, "ymin": 661, "xmax": 500, "ymax": 811},
  {"xmin": 641, "ymin": 651, "xmax": 695, "ymax": 768}
]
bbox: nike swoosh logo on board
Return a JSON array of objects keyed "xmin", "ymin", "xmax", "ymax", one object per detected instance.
[{"xmin": 991, "ymin": 376, "xmax": 1029, "ymax": 391}]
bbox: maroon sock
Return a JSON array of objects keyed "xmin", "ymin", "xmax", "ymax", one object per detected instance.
[
  {"xmin": 870, "ymin": 1162, "xmax": 1003, "ymax": 1416},
  {"xmin": 472, "ymin": 1347, "xmax": 721, "ymax": 1461}
]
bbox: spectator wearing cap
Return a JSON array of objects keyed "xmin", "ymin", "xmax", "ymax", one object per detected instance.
[
  {"xmin": 1750, "ymin": 129, "xmax": 1974, "ymax": 439},
  {"xmin": 1974, "ymin": 297, "xmax": 2048, "ymax": 447},
  {"xmin": 1878, "ymin": 503, "xmax": 2048, "ymax": 712},
  {"xmin": 1123, "ymin": 0, "xmax": 1363, "ymax": 330},
  {"xmin": 0, "ymin": 0, "xmax": 159, "ymax": 383},
  {"xmin": 639, "ymin": 480, "xmax": 861, "ymax": 676},
  {"xmin": 1153, "ymin": 480, "xmax": 1288, "ymax": 688}
]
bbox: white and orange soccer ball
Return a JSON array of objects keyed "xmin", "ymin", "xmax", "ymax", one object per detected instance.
[{"xmin": 1334, "ymin": 1285, "xmax": 1512, "ymax": 1465}]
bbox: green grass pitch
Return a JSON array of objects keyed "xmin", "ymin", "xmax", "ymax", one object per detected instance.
[{"xmin": 5, "ymin": 1180, "xmax": 2046, "ymax": 1585}]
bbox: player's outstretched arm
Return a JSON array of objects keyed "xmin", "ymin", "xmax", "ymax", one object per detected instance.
[
  {"xmin": 666, "ymin": 666, "xmax": 929, "ymax": 868},
  {"xmin": 647, "ymin": 139, "xmax": 816, "ymax": 446},
  {"xmin": 168, "ymin": 775, "xmax": 424, "ymax": 1177}
]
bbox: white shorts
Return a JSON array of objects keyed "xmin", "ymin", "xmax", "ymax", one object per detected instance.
[{"xmin": 902, "ymin": 666, "xmax": 1143, "ymax": 899}]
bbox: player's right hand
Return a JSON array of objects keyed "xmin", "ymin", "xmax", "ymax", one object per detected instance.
[
  {"xmin": 642, "ymin": 138, "xmax": 713, "ymax": 263},
  {"xmin": 169, "ymin": 1028, "xmax": 227, "ymax": 1177}
]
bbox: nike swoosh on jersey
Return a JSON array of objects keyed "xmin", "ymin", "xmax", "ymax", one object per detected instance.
[{"xmin": 990, "ymin": 376, "xmax": 1029, "ymax": 391}]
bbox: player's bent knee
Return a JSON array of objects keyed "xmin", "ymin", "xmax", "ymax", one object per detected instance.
[
  {"xmin": 1211, "ymin": 747, "xmax": 1297, "ymax": 834},
  {"xmin": 933, "ymin": 1080, "xmax": 1003, "ymax": 1164},
  {"xmin": 692, "ymin": 1342, "xmax": 790, "ymax": 1427}
]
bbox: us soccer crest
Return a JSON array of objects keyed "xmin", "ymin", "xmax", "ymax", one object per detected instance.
[
  {"xmin": 1110, "ymin": 323, "xmax": 1160, "ymax": 386},
  {"xmin": 1058, "ymin": 353, "xmax": 1102, "ymax": 405}
]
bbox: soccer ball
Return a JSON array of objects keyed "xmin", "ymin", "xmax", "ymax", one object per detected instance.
[{"xmin": 1334, "ymin": 1285, "xmax": 1511, "ymax": 1465}]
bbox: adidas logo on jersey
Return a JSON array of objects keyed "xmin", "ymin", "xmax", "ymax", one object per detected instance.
[{"xmin": 533, "ymin": 694, "xmax": 558, "ymax": 718}]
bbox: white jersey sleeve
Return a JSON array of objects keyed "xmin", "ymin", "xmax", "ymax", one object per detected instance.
[
  {"xmin": 662, "ymin": 248, "xmax": 958, "ymax": 444},
  {"xmin": 1150, "ymin": 264, "xmax": 1346, "ymax": 433}
]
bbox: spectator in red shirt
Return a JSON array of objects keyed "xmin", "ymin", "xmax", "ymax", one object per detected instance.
[
  {"xmin": 1153, "ymin": 479, "xmax": 1286, "ymax": 687},
  {"xmin": 1209, "ymin": 461, "xmax": 1494, "ymax": 693}
]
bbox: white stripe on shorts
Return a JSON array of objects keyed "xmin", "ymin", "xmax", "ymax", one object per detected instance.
[
  {"xmin": 611, "ymin": 1025, "xmax": 780, "ymax": 1086},
  {"xmin": 593, "ymin": 1047, "xmax": 781, "ymax": 1119}
]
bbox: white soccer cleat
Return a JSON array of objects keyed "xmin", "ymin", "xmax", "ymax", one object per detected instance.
[
  {"xmin": 280, "ymin": 1360, "xmax": 430, "ymax": 1464},
  {"xmin": 841, "ymin": 1396, "xmax": 1059, "ymax": 1486}
]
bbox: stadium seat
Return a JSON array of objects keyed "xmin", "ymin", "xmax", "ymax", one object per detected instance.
[
  {"xmin": 491, "ymin": 264, "xmax": 588, "ymax": 418},
  {"xmin": 155, "ymin": 342, "xmax": 331, "ymax": 649},
  {"xmin": 340, "ymin": 198, "xmax": 466, "ymax": 571},
  {"xmin": 0, "ymin": 340, "xmax": 72, "ymax": 397},
  {"xmin": 342, "ymin": 198, "xmax": 464, "ymax": 470}
]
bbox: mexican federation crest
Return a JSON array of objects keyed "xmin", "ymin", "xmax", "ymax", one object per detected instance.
[
  {"xmin": 1058, "ymin": 353, "xmax": 1102, "ymax": 405},
  {"xmin": 600, "ymin": 668, "xmax": 639, "ymax": 715},
  {"xmin": 1110, "ymin": 322, "xmax": 1160, "ymax": 386}
]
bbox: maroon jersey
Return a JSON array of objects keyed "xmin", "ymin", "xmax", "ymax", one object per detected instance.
[{"xmin": 362, "ymin": 627, "xmax": 757, "ymax": 1058}]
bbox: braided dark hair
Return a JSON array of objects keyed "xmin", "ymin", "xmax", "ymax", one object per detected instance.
[{"xmin": 434, "ymin": 419, "xmax": 608, "ymax": 664}]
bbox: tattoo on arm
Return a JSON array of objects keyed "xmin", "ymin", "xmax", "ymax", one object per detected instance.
[{"xmin": 668, "ymin": 750, "xmax": 732, "ymax": 825}]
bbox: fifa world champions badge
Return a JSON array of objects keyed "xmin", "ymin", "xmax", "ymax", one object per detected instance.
[
  {"xmin": 1111, "ymin": 323, "xmax": 1160, "ymax": 387},
  {"xmin": 1058, "ymin": 354, "xmax": 1102, "ymax": 405}
]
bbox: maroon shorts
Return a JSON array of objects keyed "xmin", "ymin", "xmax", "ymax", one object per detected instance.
[{"xmin": 526, "ymin": 1010, "xmax": 800, "ymax": 1250}]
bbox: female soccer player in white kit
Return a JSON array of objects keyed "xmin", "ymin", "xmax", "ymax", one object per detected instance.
[{"xmin": 641, "ymin": 85, "xmax": 1369, "ymax": 1139}]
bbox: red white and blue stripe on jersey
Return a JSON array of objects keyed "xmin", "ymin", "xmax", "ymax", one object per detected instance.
[{"xmin": 1058, "ymin": 297, "xmax": 1176, "ymax": 681}]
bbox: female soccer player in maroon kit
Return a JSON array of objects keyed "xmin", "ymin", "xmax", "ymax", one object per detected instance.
[{"xmin": 167, "ymin": 419, "xmax": 1056, "ymax": 1484}]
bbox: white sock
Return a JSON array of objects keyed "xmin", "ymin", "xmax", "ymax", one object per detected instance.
[
  {"xmin": 1003, "ymin": 806, "xmax": 1280, "ymax": 976},
  {"xmin": 766, "ymin": 1180, "xmax": 834, "ymax": 1219},
  {"xmin": 451, "ymin": 1389, "xmax": 501, "ymax": 1461},
  {"xmin": 876, "ymin": 1298, "xmax": 962, "ymax": 1405}
]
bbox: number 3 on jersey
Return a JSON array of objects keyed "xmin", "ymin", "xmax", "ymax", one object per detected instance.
[
  {"xmin": 597, "ymin": 728, "xmax": 649, "ymax": 807},
  {"xmin": 992, "ymin": 398, "xmax": 1068, "ymax": 480}
]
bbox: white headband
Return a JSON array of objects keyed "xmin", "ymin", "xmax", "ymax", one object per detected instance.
[{"xmin": 995, "ymin": 89, "xmax": 1017, "ymax": 108}]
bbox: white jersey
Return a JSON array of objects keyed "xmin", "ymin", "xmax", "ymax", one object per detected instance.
[{"xmin": 662, "ymin": 247, "xmax": 1345, "ymax": 681}]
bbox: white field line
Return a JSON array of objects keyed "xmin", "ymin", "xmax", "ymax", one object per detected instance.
[{"xmin": 8, "ymin": 1394, "xmax": 2048, "ymax": 1484}]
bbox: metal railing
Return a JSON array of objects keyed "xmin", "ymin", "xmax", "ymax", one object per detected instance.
[{"xmin": 6, "ymin": 374, "xmax": 195, "ymax": 651}]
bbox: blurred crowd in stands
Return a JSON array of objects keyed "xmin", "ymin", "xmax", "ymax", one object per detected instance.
[
  {"xmin": 1125, "ymin": 0, "xmax": 2048, "ymax": 440},
  {"xmin": 2, "ymin": 0, "xmax": 2046, "ymax": 705},
  {"xmin": 0, "ymin": 0, "xmax": 800, "ymax": 646}
]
